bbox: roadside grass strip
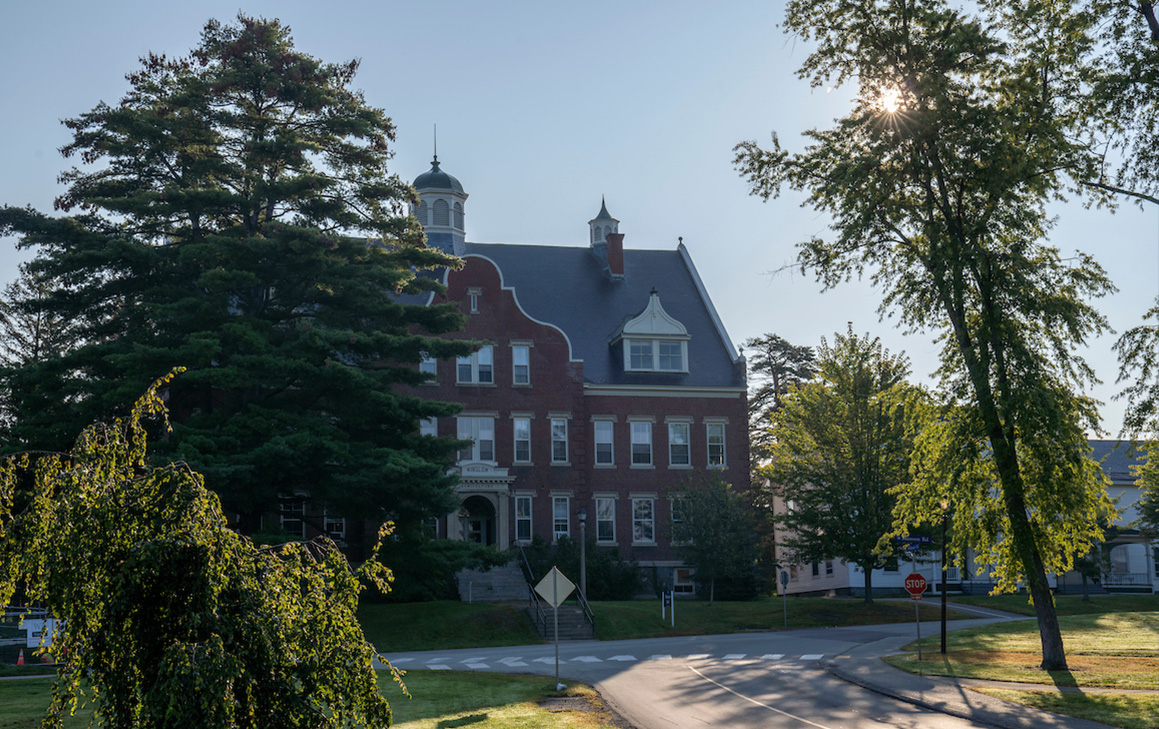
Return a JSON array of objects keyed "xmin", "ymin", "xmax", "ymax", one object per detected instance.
[
  {"xmin": 972, "ymin": 689, "xmax": 1159, "ymax": 729},
  {"xmin": 949, "ymin": 594, "xmax": 1159, "ymax": 618},
  {"xmin": 888, "ymin": 611, "xmax": 1159, "ymax": 690},
  {"xmin": 380, "ymin": 670, "xmax": 624, "ymax": 729},
  {"xmin": 358, "ymin": 601, "xmax": 544, "ymax": 652}
]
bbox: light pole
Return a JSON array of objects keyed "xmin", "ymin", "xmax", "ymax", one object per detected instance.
[
  {"xmin": 578, "ymin": 507, "xmax": 587, "ymax": 597},
  {"xmin": 940, "ymin": 500, "xmax": 949, "ymax": 655}
]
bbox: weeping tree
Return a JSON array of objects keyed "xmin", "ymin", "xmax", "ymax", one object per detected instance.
[
  {"xmin": 735, "ymin": 0, "xmax": 1114, "ymax": 669},
  {"xmin": 0, "ymin": 373, "xmax": 403, "ymax": 728}
]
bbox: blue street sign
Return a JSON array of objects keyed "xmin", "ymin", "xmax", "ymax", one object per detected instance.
[{"xmin": 896, "ymin": 535, "xmax": 932, "ymax": 545}]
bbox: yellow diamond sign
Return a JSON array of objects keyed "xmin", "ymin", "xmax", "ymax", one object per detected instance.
[{"xmin": 534, "ymin": 566, "xmax": 575, "ymax": 608}]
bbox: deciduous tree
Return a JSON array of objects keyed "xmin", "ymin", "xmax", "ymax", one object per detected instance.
[
  {"xmin": 0, "ymin": 15, "xmax": 474, "ymax": 536},
  {"xmin": 735, "ymin": 0, "xmax": 1114, "ymax": 669},
  {"xmin": 762, "ymin": 328, "xmax": 918, "ymax": 603},
  {"xmin": 670, "ymin": 473, "xmax": 761, "ymax": 603},
  {"xmin": 0, "ymin": 373, "xmax": 401, "ymax": 728}
]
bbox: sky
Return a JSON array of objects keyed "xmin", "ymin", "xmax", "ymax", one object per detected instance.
[{"xmin": 1, "ymin": 0, "xmax": 1156, "ymax": 435}]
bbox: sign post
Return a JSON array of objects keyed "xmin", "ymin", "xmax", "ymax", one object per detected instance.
[
  {"xmin": 904, "ymin": 572, "xmax": 928, "ymax": 662},
  {"xmin": 535, "ymin": 566, "xmax": 576, "ymax": 690},
  {"xmin": 780, "ymin": 570, "xmax": 789, "ymax": 628}
]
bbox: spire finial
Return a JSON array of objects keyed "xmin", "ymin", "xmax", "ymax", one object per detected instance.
[{"xmin": 432, "ymin": 124, "xmax": 438, "ymax": 165}]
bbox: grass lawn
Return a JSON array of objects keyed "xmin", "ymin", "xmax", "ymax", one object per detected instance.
[
  {"xmin": 384, "ymin": 670, "xmax": 624, "ymax": 729},
  {"xmin": 0, "ymin": 672, "xmax": 621, "ymax": 729},
  {"xmin": 358, "ymin": 601, "xmax": 545, "ymax": 653},
  {"xmin": 591, "ymin": 597, "xmax": 973, "ymax": 641},
  {"xmin": 885, "ymin": 612, "xmax": 1159, "ymax": 689},
  {"xmin": 971, "ymin": 689, "xmax": 1159, "ymax": 729},
  {"xmin": 951, "ymin": 593, "xmax": 1159, "ymax": 617}
]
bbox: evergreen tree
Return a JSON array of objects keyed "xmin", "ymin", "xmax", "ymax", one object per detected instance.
[
  {"xmin": 0, "ymin": 15, "xmax": 474, "ymax": 534},
  {"xmin": 735, "ymin": 0, "xmax": 1114, "ymax": 669},
  {"xmin": 744, "ymin": 333, "xmax": 816, "ymax": 463},
  {"xmin": 761, "ymin": 328, "xmax": 918, "ymax": 603}
]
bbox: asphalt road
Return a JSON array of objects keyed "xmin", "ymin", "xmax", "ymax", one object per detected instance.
[{"xmin": 379, "ymin": 610, "xmax": 1017, "ymax": 729}]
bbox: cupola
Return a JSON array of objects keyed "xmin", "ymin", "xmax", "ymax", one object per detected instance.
[
  {"xmin": 588, "ymin": 198, "xmax": 624, "ymax": 279},
  {"xmin": 412, "ymin": 155, "xmax": 468, "ymax": 255}
]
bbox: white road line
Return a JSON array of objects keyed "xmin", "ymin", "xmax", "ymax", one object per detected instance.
[
  {"xmin": 800, "ymin": 654, "xmax": 824, "ymax": 660},
  {"xmin": 608, "ymin": 655, "xmax": 637, "ymax": 662},
  {"xmin": 428, "ymin": 664, "xmax": 451, "ymax": 670},
  {"xmin": 688, "ymin": 665, "xmax": 836, "ymax": 729},
  {"xmin": 761, "ymin": 654, "xmax": 784, "ymax": 660},
  {"xmin": 723, "ymin": 653, "xmax": 747, "ymax": 660},
  {"xmin": 498, "ymin": 657, "xmax": 523, "ymax": 664},
  {"xmin": 649, "ymin": 654, "xmax": 673, "ymax": 660},
  {"xmin": 533, "ymin": 657, "xmax": 556, "ymax": 664},
  {"xmin": 571, "ymin": 656, "xmax": 603, "ymax": 663},
  {"xmin": 465, "ymin": 663, "xmax": 488, "ymax": 669},
  {"xmin": 686, "ymin": 654, "xmax": 711, "ymax": 660},
  {"xmin": 459, "ymin": 657, "xmax": 485, "ymax": 664}
]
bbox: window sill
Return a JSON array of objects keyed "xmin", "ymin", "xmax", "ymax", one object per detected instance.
[
  {"xmin": 594, "ymin": 463, "xmax": 616, "ymax": 469},
  {"xmin": 455, "ymin": 382, "xmax": 497, "ymax": 387},
  {"xmin": 668, "ymin": 464, "xmax": 692, "ymax": 470},
  {"xmin": 632, "ymin": 540, "xmax": 658, "ymax": 547},
  {"xmin": 597, "ymin": 539, "xmax": 617, "ymax": 546},
  {"xmin": 513, "ymin": 461, "xmax": 534, "ymax": 467},
  {"xmin": 551, "ymin": 461, "xmax": 572, "ymax": 467},
  {"xmin": 630, "ymin": 463, "xmax": 655, "ymax": 469},
  {"xmin": 707, "ymin": 464, "xmax": 727, "ymax": 470}
]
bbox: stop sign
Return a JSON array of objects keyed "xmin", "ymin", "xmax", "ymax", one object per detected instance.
[{"xmin": 904, "ymin": 573, "xmax": 927, "ymax": 597}]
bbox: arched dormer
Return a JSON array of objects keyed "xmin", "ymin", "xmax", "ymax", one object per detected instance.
[{"xmin": 610, "ymin": 290, "xmax": 690, "ymax": 373}]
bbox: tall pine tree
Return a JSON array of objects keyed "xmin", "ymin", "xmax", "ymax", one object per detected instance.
[{"xmin": 0, "ymin": 15, "xmax": 474, "ymax": 536}]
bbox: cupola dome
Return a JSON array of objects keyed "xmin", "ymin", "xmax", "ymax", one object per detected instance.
[{"xmin": 412, "ymin": 155, "xmax": 468, "ymax": 256}]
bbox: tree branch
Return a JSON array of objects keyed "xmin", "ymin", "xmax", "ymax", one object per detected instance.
[{"xmin": 1081, "ymin": 179, "xmax": 1159, "ymax": 206}]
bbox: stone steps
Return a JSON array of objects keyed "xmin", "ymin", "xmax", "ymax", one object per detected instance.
[
  {"xmin": 527, "ymin": 605, "xmax": 595, "ymax": 641},
  {"xmin": 455, "ymin": 563, "xmax": 529, "ymax": 602}
]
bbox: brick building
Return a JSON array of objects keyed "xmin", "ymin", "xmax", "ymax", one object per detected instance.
[{"xmin": 400, "ymin": 157, "xmax": 749, "ymax": 585}]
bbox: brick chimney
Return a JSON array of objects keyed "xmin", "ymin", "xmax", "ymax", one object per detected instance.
[{"xmin": 606, "ymin": 232, "xmax": 625, "ymax": 279}]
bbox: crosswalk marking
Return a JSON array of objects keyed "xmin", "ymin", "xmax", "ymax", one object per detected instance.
[
  {"xmin": 533, "ymin": 657, "xmax": 556, "ymax": 664},
  {"xmin": 686, "ymin": 654, "xmax": 711, "ymax": 660},
  {"xmin": 649, "ymin": 654, "xmax": 672, "ymax": 660},
  {"xmin": 761, "ymin": 654, "xmax": 784, "ymax": 660},
  {"xmin": 571, "ymin": 656, "xmax": 603, "ymax": 663},
  {"xmin": 608, "ymin": 655, "xmax": 636, "ymax": 662},
  {"xmin": 800, "ymin": 654, "xmax": 824, "ymax": 660},
  {"xmin": 391, "ymin": 652, "xmax": 828, "ymax": 670},
  {"xmin": 723, "ymin": 653, "xmax": 747, "ymax": 660},
  {"xmin": 428, "ymin": 664, "xmax": 451, "ymax": 670},
  {"xmin": 465, "ymin": 663, "xmax": 489, "ymax": 669}
]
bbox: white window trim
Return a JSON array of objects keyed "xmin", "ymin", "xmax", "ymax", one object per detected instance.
[
  {"xmin": 593, "ymin": 418, "xmax": 615, "ymax": 467},
  {"xmin": 515, "ymin": 494, "xmax": 533, "ymax": 544},
  {"xmin": 550, "ymin": 417, "xmax": 569, "ymax": 465},
  {"xmin": 511, "ymin": 342, "xmax": 531, "ymax": 386},
  {"xmin": 623, "ymin": 337, "xmax": 689, "ymax": 373},
  {"xmin": 706, "ymin": 420, "xmax": 727, "ymax": 468},
  {"xmin": 632, "ymin": 497, "xmax": 656, "ymax": 545},
  {"xmin": 629, "ymin": 418, "xmax": 654, "ymax": 468},
  {"xmin": 552, "ymin": 495, "xmax": 570, "ymax": 541},
  {"xmin": 512, "ymin": 415, "xmax": 532, "ymax": 464},
  {"xmin": 595, "ymin": 495, "xmax": 617, "ymax": 544},
  {"xmin": 419, "ymin": 353, "xmax": 437, "ymax": 383},
  {"xmin": 419, "ymin": 417, "xmax": 438, "ymax": 437},
  {"xmin": 668, "ymin": 421, "xmax": 691, "ymax": 469},
  {"xmin": 456, "ymin": 344, "xmax": 494, "ymax": 385},
  {"xmin": 457, "ymin": 415, "xmax": 496, "ymax": 464}
]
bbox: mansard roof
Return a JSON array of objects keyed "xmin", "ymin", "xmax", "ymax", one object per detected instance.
[{"xmin": 460, "ymin": 241, "xmax": 744, "ymax": 389}]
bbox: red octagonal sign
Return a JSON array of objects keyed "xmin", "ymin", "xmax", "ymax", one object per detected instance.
[{"xmin": 904, "ymin": 573, "xmax": 927, "ymax": 597}]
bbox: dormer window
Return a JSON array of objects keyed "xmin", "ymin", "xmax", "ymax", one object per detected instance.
[
  {"xmin": 612, "ymin": 290, "xmax": 690, "ymax": 375},
  {"xmin": 625, "ymin": 338, "xmax": 687, "ymax": 372}
]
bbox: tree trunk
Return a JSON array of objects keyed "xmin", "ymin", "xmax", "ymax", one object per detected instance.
[
  {"xmin": 863, "ymin": 565, "xmax": 874, "ymax": 604},
  {"xmin": 709, "ymin": 578, "xmax": 715, "ymax": 605},
  {"xmin": 1081, "ymin": 573, "xmax": 1089, "ymax": 602}
]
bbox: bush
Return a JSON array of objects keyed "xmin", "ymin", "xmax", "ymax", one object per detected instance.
[
  {"xmin": 521, "ymin": 536, "xmax": 640, "ymax": 600},
  {"xmin": 372, "ymin": 536, "xmax": 509, "ymax": 603}
]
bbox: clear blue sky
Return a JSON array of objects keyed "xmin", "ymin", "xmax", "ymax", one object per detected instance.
[{"xmin": 2, "ymin": 0, "xmax": 1156, "ymax": 433}]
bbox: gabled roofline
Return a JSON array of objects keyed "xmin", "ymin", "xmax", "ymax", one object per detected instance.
[
  {"xmin": 459, "ymin": 254, "xmax": 583, "ymax": 363},
  {"xmin": 678, "ymin": 242, "xmax": 741, "ymax": 364}
]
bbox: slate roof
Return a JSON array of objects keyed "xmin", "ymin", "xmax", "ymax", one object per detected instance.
[
  {"xmin": 398, "ymin": 240, "xmax": 745, "ymax": 390},
  {"xmin": 1089, "ymin": 439, "xmax": 1144, "ymax": 484},
  {"xmin": 463, "ymin": 242, "xmax": 743, "ymax": 389}
]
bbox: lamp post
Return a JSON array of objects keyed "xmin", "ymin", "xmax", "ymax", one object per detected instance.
[
  {"xmin": 940, "ymin": 500, "xmax": 949, "ymax": 655},
  {"xmin": 578, "ymin": 507, "xmax": 587, "ymax": 597}
]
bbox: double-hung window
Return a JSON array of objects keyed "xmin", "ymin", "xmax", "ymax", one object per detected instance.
[
  {"xmin": 624, "ymin": 338, "xmax": 687, "ymax": 372},
  {"xmin": 632, "ymin": 498, "xmax": 655, "ymax": 543},
  {"xmin": 550, "ymin": 418, "xmax": 568, "ymax": 463},
  {"xmin": 515, "ymin": 496, "xmax": 532, "ymax": 543},
  {"xmin": 594, "ymin": 420, "xmax": 614, "ymax": 465},
  {"xmin": 552, "ymin": 496, "xmax": 569, "ymax": 541},
  {"xmin": 596, "ymin": 497, "xmax": 616, "ymax": 543},
  {"xmin": 280, "ymin": 500, "xmax": 305, "ymax": 539},
  {"xmin": 706, "ymin": 422, "xmax": 726, "ymax": 467},
  {"xmin": 457, "ymin": 345, "xmax": 493, "ymax": 384},
  {"xmin": 513, "ymin": 417, "xmax": 531, "ymax": 463},
  {"xmin": 512, "ymin": 344, "xmax": 530, "ymax": 385},
  {"xmin": 419, "ymin": 417, "xmax": 437, "ymax": 437},
  {"xmin": 457, "ymin": 416, "xmax": 495, "ymax": 462},
  {"xmin": 668, "ymin": 422, "xmax": 690, "ymax": 467},
  {"xmin": 419, "ymin": 354, "xmax": 437, "ymax": 381},
  {"xmin": 631, "ymin": 421, "xmax": 652, "ymax": 466}
]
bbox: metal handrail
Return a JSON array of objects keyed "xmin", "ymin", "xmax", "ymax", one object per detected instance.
[{"xmin": 517, "ymin": 546, "xmax": 548, "ymax": 634}]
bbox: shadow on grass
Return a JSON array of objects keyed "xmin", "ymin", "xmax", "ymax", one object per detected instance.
[{"xmin": 437, "ymin": 713, "xmax": 488, "ymax": 728}]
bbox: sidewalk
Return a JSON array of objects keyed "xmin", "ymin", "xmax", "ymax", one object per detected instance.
[{"xmin": 823, "ymin": 624, "xmax": 1148, "ymax": 729}]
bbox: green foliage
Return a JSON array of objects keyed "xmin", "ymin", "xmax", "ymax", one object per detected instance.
[
  {"xmin": 735, "ymin": 0, "xmax": 1116, "ymax": 669},
  {"xmin": 762, "ymin": 328, "xmax": 920, "ymax": 600},
  {"xmin": 0, "ymin": 14, "xmax": 475, "ymax": 530},
  {"xmin": 521, "ymin": 536, "xmax": 641, "ymax": 601},
  {"xmin": 1131, "ymin": 439, "xmax": 1159, "ymax": 537},
  {"xmin": 373, "ymin": 535, "xmax": 510, "ymax": 603},
  {"xmin": 670, "ymin": 474, "xmax": 762, "ymax": 602},
  {"xmin": 744, "ymin": 333, "xmax": 817, "ymax": 462},
  {"xmin": 0, "ymin": 374, "xmax": 400, "ymax": 728}
]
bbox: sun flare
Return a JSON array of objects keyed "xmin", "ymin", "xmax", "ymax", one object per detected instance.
[{"xmin": 879, "ymin": 87, "xmax": 903, "ymax": 113}]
